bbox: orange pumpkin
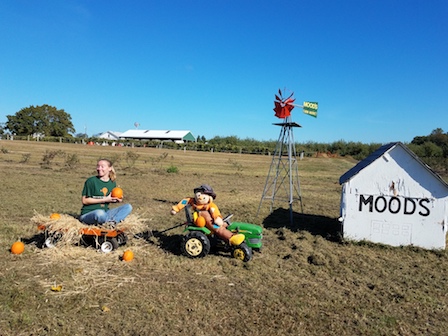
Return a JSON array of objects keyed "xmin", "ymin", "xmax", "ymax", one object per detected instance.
[
  {"xmin": 11, "ymin": 241, "xmax": 25, "ymax": 255},
  {"xmin": 111, "ymin": 187, "xmax": 123, "ymax": 199},
  {"xmin": 50, "ymin": 213, "xmax": 61, "ymax": 220},
  {"xmin": 122, "ymin": 250, "xmax": 134, "ymax": 262},
  {"xmin": 195, "ymin": 216, "xmax": 206, "ymax": 227}
]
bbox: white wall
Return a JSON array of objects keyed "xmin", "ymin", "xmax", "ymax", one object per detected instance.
[{"xmin": 340, "ymin": 147, "xmax": 448, "ymax": 249}]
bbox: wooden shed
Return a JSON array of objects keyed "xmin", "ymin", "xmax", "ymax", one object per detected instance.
[{"xmin": 339, "ymin": 142, "xmax": 448, "ymax": 249}]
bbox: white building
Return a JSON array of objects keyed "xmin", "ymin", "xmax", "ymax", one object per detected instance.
[
  {"xmin": 97, "ymin": 131, "xmax": 122, "ymax": 140},
  {"xmin": 339, "ymin": 142, "xmax": 448, "ymax": 250},
  {"xmin": 119, "ymin": 129, "xmax": 195, "ymax": 143}
]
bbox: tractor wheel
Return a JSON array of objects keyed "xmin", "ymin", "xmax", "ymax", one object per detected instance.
[
  {"xmin": 98, "ymin": 237, "xmax": 119, "ymax": 253},
  {"xmin": 232, "ymin": 242, "xmax": 253, "ymax": 262},
  {"xmin": 181, "ymin": 231, "xmax": 210, "ymax": 258}
]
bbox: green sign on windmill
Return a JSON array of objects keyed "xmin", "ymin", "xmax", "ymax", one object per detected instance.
[{"xmin": 303, "ymin": 101, "xmax": 318, "ymax": 118}]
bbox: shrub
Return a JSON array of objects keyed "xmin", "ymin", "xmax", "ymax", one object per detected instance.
[
  {"xmin": 20, "ymin": 153, "xmax": 31, "ymax": 163},
  {"xmin": 166, "ymin": 165, "xmax": 179, "ymax": 173},
  {"xmin": 125, "ymin": 151, "xmax": 140, "ymax": 168},
  {"xmin": 41, "ymin": 150, "xmax": 64, "ymax": 169},
  {"xmin": 65, "ymin": 153, "xmax": 80, "ymax": 168}
]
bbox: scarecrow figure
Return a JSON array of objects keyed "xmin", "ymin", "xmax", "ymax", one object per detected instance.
[{"xmin": 170, "ymin": 184, "xmax": 245, "ymax": 246}]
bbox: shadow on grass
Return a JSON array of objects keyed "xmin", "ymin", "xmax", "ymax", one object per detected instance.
[
  {"xmin": 147, "ymin": 231, "xmax": 237, "ymax": 260},
  {"xmin": 22, "ymin": 232, "xmax": 46, "ymax": 248},
  {"xmin": 136, "ymin": 230, "xmax": 184, "ymax": 256},
  {"xmin": 262, "ymin": 208, "xmax": 342, "ymax": 242}
]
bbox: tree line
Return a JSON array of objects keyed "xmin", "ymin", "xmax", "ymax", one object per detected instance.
[{"xmin": 1, "ymin": 105, "xmax": 447, "ymax": 174}]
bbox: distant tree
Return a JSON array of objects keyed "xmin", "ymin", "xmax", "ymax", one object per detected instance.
[
  {"xmin": 411, "ymin": 128, "xmax": 448, "ymax": 157},
  {"xmin": 196, "ymin": 135, "xmax": 207, "ymax": 143},
  {"xmin": 209, "ymin": 135, "xmax": 239, "ymax": 146},
  {"xmin": 428, "ymin": 128, "xmax": 448, "ymax": 148},
  {"xmin": 421, "ymin": 141, "xmax": 444, "ymax": 157},
  {"xmin": 75, "ymin": 133, "xmax": 88, "ymax": 139},
  {"xmin": 5, "ymin": 104, "xmax": 75, "ymax": 137},
  {"xmin": 412, "ymin": 128, "xmax": 447, "ymax": 145}
]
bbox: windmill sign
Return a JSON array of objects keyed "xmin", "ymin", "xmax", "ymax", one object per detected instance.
[{"xmin": 303, "ymin": 101, "xmax": 318, "ymax": 117}]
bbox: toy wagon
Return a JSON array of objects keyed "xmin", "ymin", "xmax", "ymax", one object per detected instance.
[{"xmin": 37, "ymin": 223, "xmax": 128, "ymax": 253}]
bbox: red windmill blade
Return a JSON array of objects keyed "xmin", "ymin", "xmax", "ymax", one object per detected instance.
[{"xmin": 273, "ymin": 89, "xmax": 295, "ymax": 119}]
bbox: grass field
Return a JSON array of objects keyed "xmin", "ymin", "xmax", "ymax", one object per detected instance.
[{"xmin": 1, "ymin": 140, "xmax": 447, "ymax": 336}]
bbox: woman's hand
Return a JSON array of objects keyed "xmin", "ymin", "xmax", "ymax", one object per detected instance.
[{"xmin": 106, "ymin": 194, "xmax": 123, "ymax": 203}]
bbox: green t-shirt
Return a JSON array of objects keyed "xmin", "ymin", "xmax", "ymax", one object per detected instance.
[{"xmin": 80, "ymin": 176, "xmax": 117, "ymax": 215}]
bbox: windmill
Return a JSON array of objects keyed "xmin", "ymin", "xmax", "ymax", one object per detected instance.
[{"xmin": 257, "ymin": 89, "xmax": 318, "ymax": 224}]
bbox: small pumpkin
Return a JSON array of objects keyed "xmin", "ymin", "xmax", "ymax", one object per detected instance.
[
  {"xmin": 122, "ymin": 250, "xmax": 134, "ymax": 262},
  {"xmin": 195, "ymin": 216, "xmax": 206, "ymax": 227},
  {"xmin": 50, "ymin": 213, "xmax": 61, "ymax": 220},
  {"xmin": 111, "ymin": 187, "xmax": 123, "ymax": 199},
  {"xmin": 11, "ymin": 241, "xmax": 25, "ymax": 255}
]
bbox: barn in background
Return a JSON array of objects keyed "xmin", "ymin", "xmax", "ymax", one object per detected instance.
[
  {"xmin": 119, "ymin": 130, "xmax": 195, "ymax": 143},
  {"xmin": 339, "ymin": 142, "xmax": 448, "ymax": 249},
  {"xmin": 97, "ymin": 131, "xmax": 122, "ymax": 140}
]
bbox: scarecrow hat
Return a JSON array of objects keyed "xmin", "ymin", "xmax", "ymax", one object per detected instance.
[{"xmin": 194, "ymin": 184, "xmax": 216, "ymax": 199}]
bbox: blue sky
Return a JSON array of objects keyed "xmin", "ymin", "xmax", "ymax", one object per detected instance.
[{"xmin": 1, "ymin": 0, "xmax": 447, "ymax": 144}]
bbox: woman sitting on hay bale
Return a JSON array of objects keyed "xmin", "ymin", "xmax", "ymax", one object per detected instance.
[{"xmin": 79, "ymin": 158, "xmax": 132, "ymax": 226}]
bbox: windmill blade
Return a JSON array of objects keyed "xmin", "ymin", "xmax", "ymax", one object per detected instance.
[{"xmin": 286, "ymin": 91, "xmax": 294, "ymax": 100}]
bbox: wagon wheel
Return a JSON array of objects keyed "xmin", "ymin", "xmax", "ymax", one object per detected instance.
[
  {"xmin": 98, "ymin": 237, "xmax": 119, "ymax": 253},
  {"xmin": 44, "ymin": 232, "xmax": 63, "ymax": 248},
  {"xmin": 117, "ymin": 232, "xmax": 128, "ymax": 246}
]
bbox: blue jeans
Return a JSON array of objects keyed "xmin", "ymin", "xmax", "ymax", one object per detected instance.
[{"xmin": 79, "ymin": 204, "xmax": 133, "ymax": 225}]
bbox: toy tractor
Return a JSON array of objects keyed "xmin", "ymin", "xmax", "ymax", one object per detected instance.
[
  {"xmin": 179, "ymin": 206, "xmax": 262, "ymax": 262},
  {"xmin": 37, "ymin": 223, "xmax": 128, "ymax": 253}
]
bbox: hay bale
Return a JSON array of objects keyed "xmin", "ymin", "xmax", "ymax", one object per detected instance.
[
  {"xmin": 29, "ymin": 212, "xmax": 154, "ymax": 297},
  {"xmin": 31, "ymin": 212, "xmax": 149, "ymax": 248},
  {"xmin": 116, "ymin": 213, "xmax": 149, "ymax": 235}
]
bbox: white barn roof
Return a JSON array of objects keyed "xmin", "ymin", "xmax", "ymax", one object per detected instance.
[
  {"xmin": 97, "ymin": 131, "xmax": 122, "ymax": 140},
  {"xmin": 119, "ymin": 130, "xmax": 195, "ymax": 142}
]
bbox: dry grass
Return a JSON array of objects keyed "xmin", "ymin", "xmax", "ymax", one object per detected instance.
[{"xmin": 1, "ymin": 140, "xmax": 447, "ymax": 336}]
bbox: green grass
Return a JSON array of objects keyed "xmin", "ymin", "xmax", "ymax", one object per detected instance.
[{"xmin": 0, "ymin": 140, "xmax": 447, "ymax": 336}]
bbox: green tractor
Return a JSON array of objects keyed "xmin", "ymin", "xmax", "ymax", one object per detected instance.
[{"xmin": 180, "ymin": 207, "xmax": 262, "ymax": 262}]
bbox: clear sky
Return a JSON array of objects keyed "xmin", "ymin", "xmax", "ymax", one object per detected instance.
[{"xmin": 1, "ymin": 0, "xmax": 447, "ymax": 144}]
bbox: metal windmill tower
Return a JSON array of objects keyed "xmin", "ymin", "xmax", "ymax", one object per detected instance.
[{"xmin": 258, "ymin": 89, "xmax": 318, "ymax": 223}]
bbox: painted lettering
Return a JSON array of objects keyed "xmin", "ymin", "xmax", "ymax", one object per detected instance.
[
  {"xmin": 418, "ymin": 198, "xmax": 430, "ymax": 217},
  {"xmin": 388, "ymin": 196, "xmax": 401, "ymax": 214},
  {"xmin": 374, "ymin": 196, "xmax": 387, "ymax": 213},
  {"xmin": 304, "ymin": 102, "xmax": 318, "ymax": 110},
  {"xmin": 404, "ymin": 198, "xmax": 416, "ymax": 215},
  {"xmin": 359, "ymin": 195, "xmax": 373, "ymax": 212},
  {"xmin": 358, "ymin": 194, "xmax": 431, "ymax": 217}
]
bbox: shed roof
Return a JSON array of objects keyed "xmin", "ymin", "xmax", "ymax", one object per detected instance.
[
  {"xmin": 97, "ymin": 131, "xmax": 122, "ymax": 139},
  {"xmin": 339, "ymin": 142, "xmax": 448, "ymax": 188}
]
